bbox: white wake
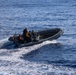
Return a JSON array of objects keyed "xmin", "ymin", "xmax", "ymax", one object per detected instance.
[{"xmin": 0, "ymin": 38, "xmax": 75, "ymax": 75}]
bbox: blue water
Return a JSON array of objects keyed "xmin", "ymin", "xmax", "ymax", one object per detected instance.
[{"xmin": 0, "ymin": 0, "xmax": 76, "ymax": 75}]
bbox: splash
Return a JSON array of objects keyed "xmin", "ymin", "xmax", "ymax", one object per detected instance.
[
  {"xmin": 0, "ymin": 38, "xmax": 8, "ymax": 48},
  {"xmin": 0, "ymin": 38, "xmax": 13, "ymax": 49},
  {"xmin": 0, "ymin": 38, "xmax": 9, "ymax": 43}
]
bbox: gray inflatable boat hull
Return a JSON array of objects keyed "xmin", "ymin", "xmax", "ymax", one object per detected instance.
[
  {"xmin": 18, "ymin": 28, "xmax": 63, "ymax": 47},
  {"xmin": 1, "ymin": 28, "xmax": 63, "ymax": 48}
]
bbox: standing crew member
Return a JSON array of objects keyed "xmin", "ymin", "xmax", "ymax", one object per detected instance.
[{"xmin": 22, "ymin": 28, "xmax": 31, "ymax": 43}]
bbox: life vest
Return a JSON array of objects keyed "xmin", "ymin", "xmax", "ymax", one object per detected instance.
[{"xmin": 26, "ymin": 32, "xmax": 30, "ymax": 38}]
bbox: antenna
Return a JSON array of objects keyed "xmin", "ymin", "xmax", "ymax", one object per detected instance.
[{"xmin": 14, "ymin": 31, "xmax": 16, "ymax": 36}]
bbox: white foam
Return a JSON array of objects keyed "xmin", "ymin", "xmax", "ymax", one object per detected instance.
[
  {"xmin": 0, "ymin": 38, "xmax": 8, "ymax": 43},
  {"xmin": 0, "ymin": 40, "xmax": 57, "ymax": 61},
  {"xmin": 0, "ymin": 38, "xmax": 9, "ymax": 48},
  {"xmin": 0, "ymin": 40, "xmax": 76, "ymax": 75}
]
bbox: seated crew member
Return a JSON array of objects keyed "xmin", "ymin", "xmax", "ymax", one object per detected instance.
[
  {"xmin": 17, "ymin": 34, "xmax": 24, "ymax": 44},
  {"xmin": 12, "ymin": 35, "xmax": 20, "ymax": 47},
  {"xmin": 11, "ymin": 34, "xmax": 24, "ymax": 47},
  {"xmin": 31, "ymin": 30, "xmax": 40, "ymax": 41}
]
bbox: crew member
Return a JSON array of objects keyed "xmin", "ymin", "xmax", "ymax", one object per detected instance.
[{"xmin": 22, "ymin": 28, "xmax": 31, "ymax": 43}]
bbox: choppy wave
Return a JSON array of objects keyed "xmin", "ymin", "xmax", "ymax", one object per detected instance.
[{"xmin": 0, "ymin": 0, "xmax": 76, "ymax": 74}]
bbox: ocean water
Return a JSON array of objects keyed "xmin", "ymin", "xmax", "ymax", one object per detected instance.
[{"xmin": 0, "ymin": 0, "xmax": 76, "ymax": 75}]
